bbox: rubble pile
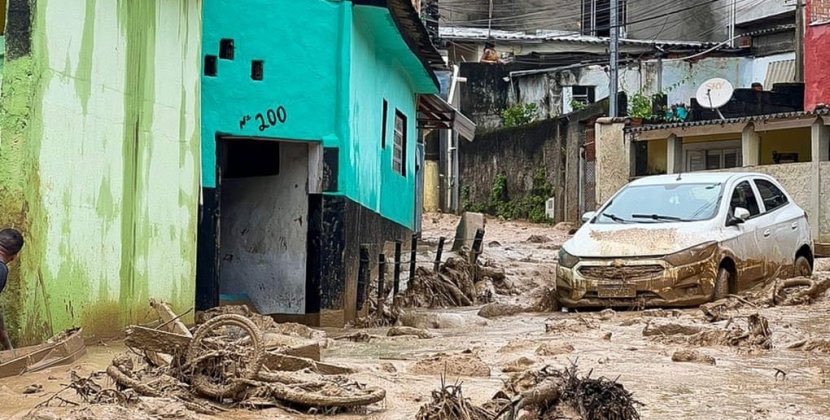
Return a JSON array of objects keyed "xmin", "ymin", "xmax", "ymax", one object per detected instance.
[
  {"xmin": 35, "ymin": 303, "xmax": 384, "ymax": 417},
  {"xmin": 416, "ymin": 380, "xmax": 494, "ymax": 420},
  {"xmin": 417, "ymin": 363, "xmax": 642, "ymax": 420},
  {"xmin": 491, "ymin": 363, "xmax": 642, "ymax": 420},
  {"xmin": 645, "ymin": 314, "xmax": 772, "ymax": 350},
  {"xmin": 701, "ymin": 275, "xmax": 830, "ymax": 321},
  {"xmin": 357, "ymin": 255, "xmax": 512, "ymax": 327}
]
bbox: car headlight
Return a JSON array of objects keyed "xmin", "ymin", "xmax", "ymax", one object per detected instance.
[
  {"xmin": 664, "ymin": 241, "xmax": 718, "ymax": 266},
  {"xmin": 558, "ymin": 248, "xmax": 579, "ymax": 268}
]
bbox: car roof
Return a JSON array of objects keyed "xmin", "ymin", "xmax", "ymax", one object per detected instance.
[{"xmin": 628, "ymin": 172, "xmax": 769, "ymax": 186}]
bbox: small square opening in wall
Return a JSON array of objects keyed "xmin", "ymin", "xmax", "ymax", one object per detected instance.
[
  {"xmin": 204, "ymin": 55, "xmax": 217, "ymax": 77},
  {"xmin": 219, "ymin": 39, "xmax": 234, "ymax": 60},
  {"xmin": 251, "ymin": 60, "xmax": 264, "ymax": 81}
]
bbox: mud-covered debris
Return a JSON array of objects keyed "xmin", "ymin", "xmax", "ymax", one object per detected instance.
[
  {"xmin": 701, "ymin": 276, "xmax": 830, "ymax": 322},
  {"xmin": 787, "ymin": 339, "xmax": 830, "ymax": 353},
  {"xmin": 410, "ymin": 353, "xmax": 491, "ymax": 378},
  {"xmin": 23, "ymin": 385, "xmax": 43, "ymax": 394},
  {"xmin": 526, "ymin": 235, "xmax": 552, "ymax": 243},
  {"xmin": 535, "ymin": 343, "xmax": 575, "ymax": 357},
  {"xmin": 478, "ymin": 303, "xmax": 526, "ymax": 319},
  {"xmin": 379, "ymin": 362, "xmax": 398, "ymax": 373},
  {"xmin": 597, "ymin": 308, "xmax": 616, "ymax": 320},
  {"xmin": 332, "ymin": 331, "xmax": 374, "ymax": 343},
  {"xmin": 642, "ymin": 319, "xmax": 709, "ymax": 337},
  {"xmin": 545, "ymin": 316, "xmax": 599, "ymax": 335},
  {"xmin": 648, "ymin": 314, "xmax": 772, "ymax": 350},
  {"xmin": 488, "ymin": 241, "xmax": 502, "ymax": 248},
  {"xmin": 602, "ymin": 332, "xmax": 613, "ymax": 341},
  {"xmin": 416, "ymin": 380, "xmax": 495, "ymax": 420},
  {"xmin": 671, "ymin": 350, "xmax": 716, "ymax": 365},
  {"xmin": 502, "ymin": 357, "xmax": 536, "ymax": 373},
  {"xmin": 642, "ymin": 309, "xmax": 683, "ymax": 318},
  {"xmin": 495, "ymin": 363, "xmax": 642, "ymax": 420},
  {"xmin": 387, "ymin": 326, "xmax": 436, "ymax": 339},
  {"xmin": 399, "ymin": 311, "xmax": 488, "ymax": 330}
]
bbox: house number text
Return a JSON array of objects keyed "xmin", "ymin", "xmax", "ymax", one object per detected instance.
[{"xmin": 239, "ymin": 106, "xmax": 287, "ymax": 132}]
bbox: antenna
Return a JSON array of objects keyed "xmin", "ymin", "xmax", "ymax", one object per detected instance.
[{"xmin": 696, "ymin": 78, "xmax": 733, "ymax": 121}]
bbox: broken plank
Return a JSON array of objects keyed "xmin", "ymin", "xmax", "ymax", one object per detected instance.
[
  {"xmin": 150, "ymin": 299, "xmax": 192, "ymax": 337},
  {"xmin": 125, "ymin": 326, "xmax": 191, "ymax": 355}
]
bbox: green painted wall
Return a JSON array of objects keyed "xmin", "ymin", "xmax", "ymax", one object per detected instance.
[
  {"xmin": 0, "ymin": 0, "xmax": 201, "ymax": 344},
  {"xmin": 201, "ymin": 1, "xmax": 437, "ymax": 229},
  {"xmin": 345, "ymin": 6, "xmax": 437, "ymax": 229},
  {"xmin": 201, "ymin": 0, "xmax": 347, "ymax": 188}
]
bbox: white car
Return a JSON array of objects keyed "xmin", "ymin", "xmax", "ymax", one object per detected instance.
[{"xmin": 557, "ymin": 172, "xmax": 813, "ymax": 308}]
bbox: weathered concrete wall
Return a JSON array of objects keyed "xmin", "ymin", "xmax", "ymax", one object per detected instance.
[
  {"xmin": 219, "ymin": 142, "xmax": 308, "ymax": 315},
  {"xmin": 459, "ymin": 118, "xmax": 561, "ymax": 207},
  {"xmin": 821, "ymin": 162, "xmax": 830, "ymax": 243},
  {"xmin": 595, "ymin": 120, "xmax": 629, "ymax": 206},
  {"xmin": 627, "ymin": 1, "xmax": 728, "ymax": 42},
  {"xmin": 0, "ymin": 0, "xmax": 201, "ymax": 343},
  {"xmin": 805, "ymin": 0, "xmax": 830, "ymax": 111}
]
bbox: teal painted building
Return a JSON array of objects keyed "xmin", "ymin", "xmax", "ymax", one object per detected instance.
[{"xmin": 198, "ymin": 0, "xmax": 451, "ymax": 325}]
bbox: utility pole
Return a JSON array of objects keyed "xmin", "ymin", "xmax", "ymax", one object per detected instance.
[
  {"xmin": 795, "ymin": 0, "xmax": 804, "ymax": 82},
  {"xmin": 609, "ymin": 0, "xmax": 619, "ymax": 117}
]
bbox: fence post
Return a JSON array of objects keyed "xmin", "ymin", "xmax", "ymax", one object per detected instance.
[
  {"xmin": 356, "ymin": 245, "xmax": 370, "ymax": 312},
  {"xmin": 471, "ymin": 228, "xmax": 485, "ymax": 264},
  {"xmin": 409, "ymin": 234, "xmax": 418, "ymax": 284},
  {"xmin": 377, "ymin": 254, "xmax": 386, "ymax": 314},
  {"xmin": 434, "ymin": 236, "xmax": 445, "ymax": 273},
  {"xmin": 393, "ymin": 240, "xmax": 402, "ymax": 296}
]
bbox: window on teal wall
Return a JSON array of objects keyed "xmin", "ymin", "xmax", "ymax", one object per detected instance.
[
  {"xmin": 393, "ymin": 110, "xmax": 407, "ymax": 176},
  {"xmin": 382, "ymin": 99, "xmax": 388, "ymax": 149}
]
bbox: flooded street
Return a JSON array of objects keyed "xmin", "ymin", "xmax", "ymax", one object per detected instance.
[{"xmin": 5, "ymin": 214, "xmax": 830, "ymax": 419}]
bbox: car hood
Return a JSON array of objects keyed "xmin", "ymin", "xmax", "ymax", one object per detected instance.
[{"xmin": 563, "ymin": 222, "xmax": 715, "ymax": 258}]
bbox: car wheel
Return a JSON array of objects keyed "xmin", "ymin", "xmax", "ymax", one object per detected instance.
[
  {"xmin": 795, "ymin": 256, "xmax": 812, "ymax": 277},
  {"xmin": 713, "ymin": 267, "xmax": 731, "ymax": 301}
]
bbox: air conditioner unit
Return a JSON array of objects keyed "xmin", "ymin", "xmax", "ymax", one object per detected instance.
[{"xmin": 545, "ymin": 197, "xmax": 556, "ymax": 220}]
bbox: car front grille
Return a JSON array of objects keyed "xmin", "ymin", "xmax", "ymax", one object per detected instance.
[{"xmin": 578, "ymin": 264, "xmax": 664, "ymax": 281}]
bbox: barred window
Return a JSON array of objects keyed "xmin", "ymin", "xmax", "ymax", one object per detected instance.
[{"xmin": 393, "ymin": 111, "xmax": 407, "ymax": 176}]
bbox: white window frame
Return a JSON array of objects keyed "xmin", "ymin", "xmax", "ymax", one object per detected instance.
[
  {"xmin": 393, "ymin": 110, "xmax": 406, "ymax": 176},
  {"xmin": 682, "ymin": 140, "xmax": 742, "ymax": 172}
]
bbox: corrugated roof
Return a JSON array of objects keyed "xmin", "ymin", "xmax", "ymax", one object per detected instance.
[
  {"xmin": 626, "ymin": 108, "xmax": 830, "ymax": 134},
  {"xmin": 439, "ymin": 26, "xmax": 717, "ymax": 49}
]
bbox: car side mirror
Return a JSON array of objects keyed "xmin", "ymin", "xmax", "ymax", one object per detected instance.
[
  {"xmin": 581, "ymin": 211, "xmax": 596, "ymax": 223},
  {"xmin": 727, "ymin": 207, "xmax": 750, "ymax": 226}
]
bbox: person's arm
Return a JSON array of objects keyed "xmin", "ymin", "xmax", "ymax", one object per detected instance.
[{"xmin": 0, "ymin": 264, "xmax": 10, "ymax": 350}]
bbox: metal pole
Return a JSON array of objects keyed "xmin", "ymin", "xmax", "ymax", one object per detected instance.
[
  {"xmin": 795, "ymin": 0, "xmax": 805, "ymax": 82},
  {"xmin": 409, "ymin": 234, "xmax": 418, "ymax": 285},
  {"xmin": 609, "ymin": 0, "xmax": 619, "ymax": 117},
  {"xmin": 377, "ymin": 254, "xmax": 386, "ymax": 313},
  {"xmin": 393, "ymin": 241, "xmax": 402, "ymax": 295},
  {"xmin": 356, "ymin": 245, "xmax": 370, "ymax": 312},
  {"xmin": 487, "ymin": 0, "xmax": 494, "ymax": 38},
  {"xmin": 434, "ymin": 236, "xmax": 446, "ymax": 272}
]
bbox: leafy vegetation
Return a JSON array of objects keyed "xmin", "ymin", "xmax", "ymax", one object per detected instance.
[
  {"xmin": 570, "ymin": 99, "xmax": 587, "ymax": 112},
  {"xmin": 463, "ymin": 170, "xmax": 553, "ymax": 223},
  {"xmin": 501, "ymin": 103, "xmax": 538, "ymax": 127},
  {"xmin": 628, "ymin": 92, "xmax": 652, "ymax": 119}
]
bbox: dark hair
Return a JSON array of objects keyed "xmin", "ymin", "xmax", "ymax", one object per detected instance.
[
  {"xmin": 0, "ymin": 228, "xmax": 24, "ymax": 256},
  {"xmin": 751, "ymin": 82, "xmax": 762, "ymax": 88}
]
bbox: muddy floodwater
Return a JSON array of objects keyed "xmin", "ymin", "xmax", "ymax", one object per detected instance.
[{"xmin": 4, "ymin": 214, "xmax": 830, "ymax": 419}]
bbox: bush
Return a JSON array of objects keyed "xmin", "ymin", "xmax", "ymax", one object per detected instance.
[
  {"xmin": 462, "ymin": 170, "xmax": 552, "ymax": 223},
  {"xmin": 501, "ymin": 103, "xmax": 538, "ymax": 127}
]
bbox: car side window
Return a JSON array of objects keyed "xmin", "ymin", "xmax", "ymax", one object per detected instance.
[
  {"xmin": 754, "ymin": 179, "xmax": 788, "ymax": 213},
  {"xmin": 729, "ymin": 181, "xmax": 761, "ymax": 217}
]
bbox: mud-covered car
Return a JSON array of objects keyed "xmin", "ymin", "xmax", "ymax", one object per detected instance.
[{"xmin": 556, "ymin": 172, "xmax": 813, "ymax": 308}]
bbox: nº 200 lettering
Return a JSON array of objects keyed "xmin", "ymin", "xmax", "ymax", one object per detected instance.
[{"xmin": 255, "ymin": 106, "xmax": 287, "ymax": 131}]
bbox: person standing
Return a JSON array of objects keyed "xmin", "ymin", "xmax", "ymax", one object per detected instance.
[{"xmin": 0, "ymin": 228, "xmax": 24, "ymax": 351}]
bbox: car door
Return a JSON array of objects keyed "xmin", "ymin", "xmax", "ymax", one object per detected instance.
[
  {"xmin": 753, "ymin": 177, "xmax": 801, "ymax": 276},
  {"xmin": 722, "ymin": 179, "xmax": 766, "ymax": 289}
]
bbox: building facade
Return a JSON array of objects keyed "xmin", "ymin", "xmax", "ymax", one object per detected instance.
[
  {"xmin": 806, "ymin": 0, "xmax": 830, "ymax": 110},
  {"xmin": 0, "ymin": 0, "xmax": 202, "ymax": 344},
  {"xmin": 197, "ymin": 0, "xmax": 448, "ymax": 327}
]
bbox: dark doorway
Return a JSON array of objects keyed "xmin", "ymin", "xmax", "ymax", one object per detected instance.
[{"xmin": 196, "ymin": 137, "xmax": 311, "ymax": 314}]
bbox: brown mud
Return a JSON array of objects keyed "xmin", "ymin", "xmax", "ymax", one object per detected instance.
[{"xmin": 3, "ymin": 214, "xmax": 830, "ymax": 419}]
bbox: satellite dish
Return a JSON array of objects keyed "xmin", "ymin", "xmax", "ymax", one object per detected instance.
[{"xmin": 696, "ymin": 78, "xmax": 734, "ymax": 109}]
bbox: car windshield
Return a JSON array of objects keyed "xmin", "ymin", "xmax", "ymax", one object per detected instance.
[{"xmin": 596, "ymin": 182, "xmax": 724, "ymax": 224}]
